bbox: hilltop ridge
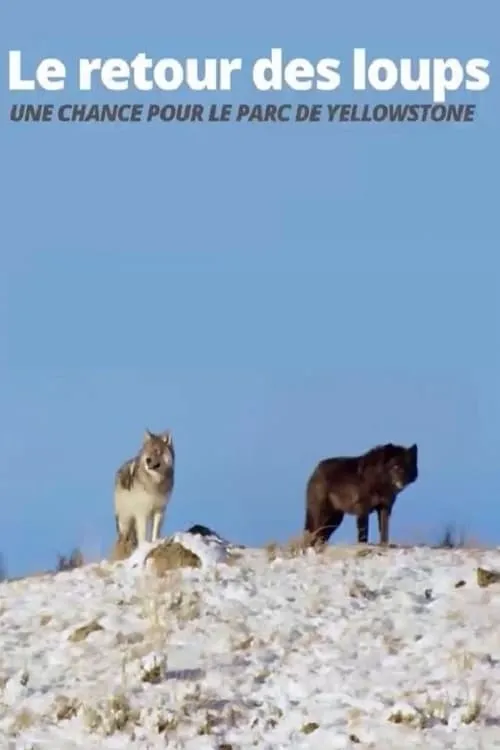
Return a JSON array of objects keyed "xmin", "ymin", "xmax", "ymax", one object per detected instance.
[{"xmin": 1, "ymin": 536, "xmax": 500, "ymax": 749}]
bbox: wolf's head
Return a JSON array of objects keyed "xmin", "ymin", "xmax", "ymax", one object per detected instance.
[
  {"xmin": 382, "ymin": 442, "xmax": 418, "ymax": 493},
  {"xmin": 139, "ymin": 429, "xmax": 175, "ymax": 482},
  {"xmin": 360, "ymin": 442, "xmax": 418, "ymax": 494}
]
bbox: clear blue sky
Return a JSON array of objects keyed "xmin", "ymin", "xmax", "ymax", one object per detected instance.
[{"xmin": 2, "ymin": 1, "xmax": 498, "ymax": 576}]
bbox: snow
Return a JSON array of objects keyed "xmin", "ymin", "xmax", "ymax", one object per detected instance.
[{"xmin": 1, "ymin": 538, "xmax": 500, "ymax": 749}]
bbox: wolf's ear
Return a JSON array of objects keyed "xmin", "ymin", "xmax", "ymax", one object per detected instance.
[
  {"xmin": 161, "ymin": 430, "xmax": 173, "ymax": 446},
  {"xmin": 143, "ymin": 429, "xmax": 154, "ymax": 444}
]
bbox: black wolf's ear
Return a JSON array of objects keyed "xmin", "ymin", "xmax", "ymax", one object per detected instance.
[
  {"xmin": 143, "ymin": 429, "xmax": 154, "ymax": 444},
  {"xmin": 409, "ymin": 443, "xmax": 418, "ymax": 459},
  {"xmin": 161, "ymin": 430, "xmax": 173, "ymax": 446}
]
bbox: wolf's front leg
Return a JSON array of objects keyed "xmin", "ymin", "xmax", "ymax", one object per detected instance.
[
  {"xmin": 151, "ymin": 510, "xmax": 164, "ymax": 543},
  {"xmin": 357, "ymin": 514, "xmax": 370, "ymax": 544},
  {"xmin": 134, "ymin": 514, "xmax": 149, "ymax": 546}
]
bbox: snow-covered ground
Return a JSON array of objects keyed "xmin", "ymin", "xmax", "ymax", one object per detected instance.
[{"xmin": 1, "ymin": 535, "xmax": 500, "ymax": 749}]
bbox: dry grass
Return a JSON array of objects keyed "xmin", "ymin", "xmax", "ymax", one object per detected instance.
[
  {"xmin": 140, "ymin": 654, "xmax": 168, "ymax": 684},
  {"xmin": 432, "ymin": 525, "xmax": 488, "ymax": 551},
  {"xmin": 265, "ymin": 531, "xmax": 326, "ymax": 561},
  {"xmin": 232, "ymin": 634, "xmax": 254, "ymax": 651},
  {"xmin": 385, "ymin": 647, "xmax": 495, "ymax": 732},
  {"xmin": 57, "ymin": 548, "xmax": 85, "ymax": 572},
  {"xmin": 387, "ymin": 685, "xmax": 490, "ymax": 730},
  {"xmin": 9, "ymin": 707, "xmax": 38, "ymax": 736},
  {"xmin": 396, "ymin": 523, "xmax": 488, "ymax": 551},
  {"xmin": 53, "ymin": 695, "xmax": 81, "ymax": 721},
  {"xmin": 263, "ymin": 533, "xmax": 409, "ymax": 564},
  {"xmin": 115, "ymin": 560, "xmax": 203, "ymax": 675},
  {"xmin": 81, "ymin": 692, "xmax": 140, "ymax": 736},
  {"xmin": 74, "ymin": 677, "xmax": 253, "ymax": 740},
  {"xmin": 225, "ymin": 549, "xmax": 244, "ymax": 565}
]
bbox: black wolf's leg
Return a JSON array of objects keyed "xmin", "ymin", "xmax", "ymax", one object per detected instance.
[
  {"xmin": 377, "ymin": 507, "xmax": 390, "ymax": 545},
  {"xmin": 357, "ymin": 514, "xmax": 369, "ymax": 544},
  {"xmin": 305, "ymin": 506, "xmax": 344, "ymax": 545},
  {"xmin": 323, "ymin": 510, "xmax": 344, "ymax": 543}
]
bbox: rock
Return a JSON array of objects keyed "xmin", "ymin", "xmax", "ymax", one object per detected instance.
[
  {"xmin": 477, "ymin": 567, "xmax": 500, "ymax": 588},
  {"xmin": 301, "ymin": 721, "xmax": 320, "ymax": 734},
  {"xmin": 349, "ymin": 579, "xmax": 378, "ymax": 600},
  {"xmin": 355, "ymin": 546, "xmax": 384, "ymax": 558},
  {"xmin": 69, "ymin": 619, "xmax": 104, "ymax": 642},
  {"xmin": 185, "ymin": 524, "xmax": 237, "ymax": 547},
  {"xmin": 145, "ymin": 540, "xmax": 201, "ymax": 575},
  {"xmin": 186, "ymin": 524, "xmax": 218, "ymax": 537}
]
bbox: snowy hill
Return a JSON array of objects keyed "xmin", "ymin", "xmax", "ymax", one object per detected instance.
[{"xmin": 1, "ymin": 536, "xmax": 500, "ymax": 749}]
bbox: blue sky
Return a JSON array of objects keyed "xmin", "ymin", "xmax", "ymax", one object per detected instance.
[{"xmin": 2, "ymin": 1, "xmax": 498, "ymax": 576}]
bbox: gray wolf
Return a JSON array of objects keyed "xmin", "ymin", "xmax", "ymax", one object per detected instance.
[
  {"xmin": 304, "ymin": 442, "xmax": 418, "ymax": 546},
  {"xmin": 114, "ymin": 429, "xmax": 175, "ymax": 550}
]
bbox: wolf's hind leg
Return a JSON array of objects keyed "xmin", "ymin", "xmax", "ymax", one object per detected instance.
[
  {"xmin": 116, "ymin": 515, "xmax": 135, "ymax": 540},
  {"xmin": 377, "ymin": 507, "xmax": 390, "ymax": 545},
  {"xmin": 325, "ymin": 509, "xmax": 344, "ymax": 542},
  {"xmin": 310, "ymin": 507, "xmax": 344, "ymax": 545},
  {"xmin": 111, "ymin": 517, "xmax": 138, "ymax": 561}
]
